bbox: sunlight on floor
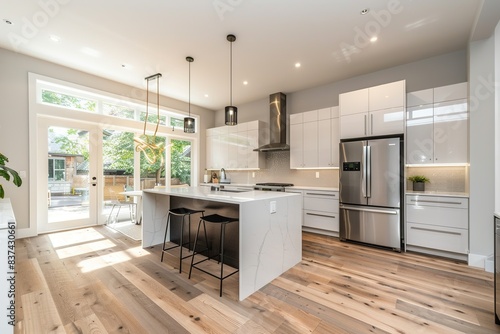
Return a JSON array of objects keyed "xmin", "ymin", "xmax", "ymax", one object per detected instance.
[
  {"xmin": 48, "ymin": 227, "xmax": 105, "ymax": 248},
  {"xmin": 77, "ymin": 246, "xmax": 149, "ymax": 273},
  {"xmin": 55, "ymin": 239, "xmax": 117, "ymax": 259}
]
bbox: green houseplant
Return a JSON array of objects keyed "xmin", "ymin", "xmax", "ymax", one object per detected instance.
[
  {"xmin": 408, "ymin": 175, "xmax": 429, "ymax": 191},
  {"xmin": 0, "ymin": 152, "xmax": 22, "ymax": 199}
]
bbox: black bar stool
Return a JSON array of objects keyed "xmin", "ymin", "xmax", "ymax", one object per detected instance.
[
  {"xmin": 189, "ymin": 214, "xmax": 239, "ymax": 297},
  {"xmin": 161, "ymin": 207, "xmax": 205, "ymax": 273}
]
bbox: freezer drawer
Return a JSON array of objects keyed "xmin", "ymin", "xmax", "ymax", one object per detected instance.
[{"xmin": 340, "ymin": 205, "xmax": 401, "ymax": 250}]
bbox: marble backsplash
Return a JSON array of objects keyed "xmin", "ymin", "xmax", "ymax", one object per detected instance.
[{"xmin": 215, "ymin": 151, "xmax": 468, "ymax": 193}]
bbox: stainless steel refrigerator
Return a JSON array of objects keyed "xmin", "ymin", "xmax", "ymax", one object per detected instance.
[{"xmin": 339, "ymin": 136, "xmax": 403, "ymax": 251}]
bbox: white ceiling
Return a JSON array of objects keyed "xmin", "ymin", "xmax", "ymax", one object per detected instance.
[{"xmin": 0, "ymin": 0, "xmax": 492, "ymax": 110}]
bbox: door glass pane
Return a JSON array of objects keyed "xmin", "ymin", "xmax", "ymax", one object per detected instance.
[
  {"xmin": 171, "ymin": 139, "xmax": 191, "ymax": 187},
  {"xmin": 47, "ymin": 126, "xmax": 89, "ymax": 223},
  {"xmin": 102, "ymin": 130, "xmax": 135, "ymax": 224},
  {"xmin": 139, "ymin": 135, "xmax": 167, "ymax": 189}
]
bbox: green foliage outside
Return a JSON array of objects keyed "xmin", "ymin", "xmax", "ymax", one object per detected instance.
[{"xmin": 42, "ymin": 90, "xmax": 97, "ymax": 112}]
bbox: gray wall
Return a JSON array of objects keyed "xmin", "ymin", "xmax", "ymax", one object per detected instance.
[
  {"xmin": 469, "ymin": 28, "xmax": 497, "ymax": 263},
  {"xmin": 0, "ymin": 47, "xmax": 215, "ymax": 230},
  {"xmin": 215, "ymin": 50, "xmax": 467, "ymax": 124}
]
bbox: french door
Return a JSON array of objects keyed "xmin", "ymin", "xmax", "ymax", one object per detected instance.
[{"xmin": 37, "ymin": 117, "xmax": 101, "ymax": 233}]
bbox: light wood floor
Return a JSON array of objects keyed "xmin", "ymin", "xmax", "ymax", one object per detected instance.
[{"xmin": 14, "ymin": 226, "xmax": 500, "ymax": 334}]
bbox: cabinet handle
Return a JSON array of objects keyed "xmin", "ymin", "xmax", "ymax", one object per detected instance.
[
  {"xmin": 364, "ymin": 115, "xmax": 367, "ymax": 135},
  {"xmin": 410, "ymin": 199, "xmax": 463, "ymax": 205},
  {"xmin": 370, "ymin": 114, "xmax": 373, "ymax": 135},
  {"xmin": 410, "ymin": 226, "xmax": 462, "ymax": 236},
  {"xmin": 306, "ymin": 213, "xmax": 336, "ymax": 218},
  {"xmin": 305, "ymin": 192, "xmax": 337, "ymax": 197}
]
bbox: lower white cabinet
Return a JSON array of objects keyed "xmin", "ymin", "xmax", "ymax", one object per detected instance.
[
  {"xmin": 286, "ymin": 188, "xmax": 339, "ymax": 235},
  {"xmin": 406, "ymin": 194, "xmax": 469, "ymax": 260}
]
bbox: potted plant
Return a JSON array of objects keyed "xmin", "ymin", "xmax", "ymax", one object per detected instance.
[
  {"xmin": 0, "ymin": 152, "xmax": 22, "ymax": 199},
  {"xmin": 408, "ymin": 175, "xmax": 429, "ymax": 191}
]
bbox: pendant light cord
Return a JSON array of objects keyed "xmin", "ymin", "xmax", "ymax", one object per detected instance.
[
  {"xmin": 229, "ymin": 39, "xmax": 233, "ymax": 106},
  {"xmin": 188, "ymin": 59, "xmax": 191, "ymax": 116}
]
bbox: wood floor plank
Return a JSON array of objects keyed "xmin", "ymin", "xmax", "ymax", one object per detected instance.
[
  {"xmin": 14, "ymin": 227, "xmax": 500, "ymax": 334},
  {"xmin": 21, "ymin": 290, "xmax": 66, "ymax": 334}
]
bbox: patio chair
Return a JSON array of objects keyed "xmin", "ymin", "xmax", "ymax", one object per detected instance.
[{"xmin": 106, "ymin": 186, "xmax": 137, "ymax": 224}]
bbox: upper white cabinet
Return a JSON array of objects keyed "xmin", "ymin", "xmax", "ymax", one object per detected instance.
[
  {"xmin": 340, "ymin": 80, "xmax": 405, "ymax": 139},
  {"xmin": 318, "ymin": 107, "xmax": 340, "ymax": 168},
  {"xmin": 206, "ymin": 120, "xmax": 266, "ymax": 170},
  {"xmin": 406, "ymin": 83, "xmax": 468, "ymax": 165},
  {"xmin": 339, "ymin": 88, "xmax": 368, "ymax": 116},
  {"xmin": 290, "ymin": 107, "xmax": 339, "ymax": 169},
  {"xmin": 368, "ymin": 80, "xmax": 405, "ymax": 111},
  {"xmin": 290, "ymin": 110, "xmax": 318, "ymax": 168}
]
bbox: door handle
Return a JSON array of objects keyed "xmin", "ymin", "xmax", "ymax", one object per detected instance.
[
  {"xmin": 361, "ymin": 146, "xmax": 367, "ymax": 198},
  {"xmin": 366, "ymin": 145, "xmax": 371, "ymax": 198},
  {"xmin": 340, "ymin": 205, "xmax": 398, "ymax": 215}
]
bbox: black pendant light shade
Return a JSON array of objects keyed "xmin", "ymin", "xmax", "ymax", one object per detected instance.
[
  {"xmin": 184, "ymin": 56, "xmax": 196, "ymax": 133},
  {"xmin": 225, "ymin": 34, "xmax": 237, "ymax": 126}
]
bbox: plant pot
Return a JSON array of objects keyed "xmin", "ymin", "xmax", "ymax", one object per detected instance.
[{"xmin": 413, "ymin": 182, "xmax": 425, "ymax": 191}]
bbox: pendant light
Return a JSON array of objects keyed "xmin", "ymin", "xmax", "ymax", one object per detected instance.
[
  {"xmin": 225, "ymin": 34, "xmax": 237, "ymax": 126},
  {"xmin": 134, "ymin": 73, "xmax": 165, "ymax": 164},
  {"xmin": 184, "ymin": 56, "xmax": 196, "ymax": 133}
]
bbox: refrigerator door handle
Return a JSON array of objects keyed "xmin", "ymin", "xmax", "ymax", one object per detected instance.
[
  {"xmin": 366, "ymin": 145, "xmax": 371, "ymax": 198},
  {"xmin": 340, "ymin": 205, "xmax": 398, "ymax": 215},
  {"xmin": 362, "ymin": 145, "xmax": 367, "ymax": 198}
]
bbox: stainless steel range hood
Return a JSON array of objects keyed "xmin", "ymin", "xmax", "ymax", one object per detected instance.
[{"xmin": 254, "ymin": 92, "xmax": 290, "ymax": 152}]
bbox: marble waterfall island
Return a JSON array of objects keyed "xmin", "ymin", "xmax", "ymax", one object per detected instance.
[{"xmin": 141, "ymin": 187, "xmax": 302, "ymax": 300}]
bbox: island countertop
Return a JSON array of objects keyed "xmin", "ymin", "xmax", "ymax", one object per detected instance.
[
  {"xmin": 141, "ymin": 186, "xmax": 302, "ymax": 301},
  {"xmin": 143, "ymin": 187, "xmax": 300, "ymax": 204}
]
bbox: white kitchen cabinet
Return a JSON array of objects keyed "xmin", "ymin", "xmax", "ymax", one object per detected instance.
[
  {"xmin": 406, "ymin": 104, "xmax": 434, "ymax": 164},
  {"xmin": 318, "ymin": 107, "xmax": 340, "ymax": 168},
  {"xmin": 339, "ymin": 88, "xmax": 368, "ymax": 116},
  {"xmin": 340, "ymin": 108, "xmax": 404, "ymax": 139},
  {"xmin": 0, "ymin": 199, "xmax": 15, "ymax": 334},
  {"xmin": 368, "ymin": 80, "xmax": 405, "ymax": 111},
  {"xmin": 303, "ymin": 190, "xmax": 339, "ymax": 234},
  {"xmin": 206, "ymin": 121, "xmax": 266, "ymax": 170},
  {"xmin": 406, "ymin": 194, "xmax": 469, "ymax": 260},
  {"xmin": 339, "ymin": 80, "xmax": 405, "ymax": 139},
  {"xmin": 290, "ymin": 110, "xmax": 318, "ymax": 168},
  {"xmin": 406, "ymin": 83, "xmax": 468, "ymax": 165},
  {"xmin": 407, "ymin": 88, "xmax": 433, "ymax": 107},
  {"xmin": 433, "ymin": 82, "xmax": 467, "ymax": 102},
  {"xmin": 433, "ymin": 99, "xmax": 468, "ymax": 163}
]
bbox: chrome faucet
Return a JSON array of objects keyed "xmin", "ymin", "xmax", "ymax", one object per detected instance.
[{"xmin": 220, "ymin": 168, "xmax": 226, "ymax": 181}]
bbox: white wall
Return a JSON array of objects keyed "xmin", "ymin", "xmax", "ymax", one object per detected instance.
[
  {"xmin": 496, "ymin": 21, "xmax": 500, "ymax": 215},
  {"xmin": 468, "ymin": 34, "xmax": 496, "ymax": 267},
  {"xmin": 0, "ymin": 47, "xmax": 215, "ymax": 230}
]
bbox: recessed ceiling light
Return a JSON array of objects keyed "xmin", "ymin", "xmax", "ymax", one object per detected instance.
[
  {"xmin": 204, "ymin": 94, "xmax": 209, "ymax": 98},
  {"xmin": 243, "ymin": 81, "xmax": 248, "ymax": 85},
  {"xmin": 370, "ymin": 36, "xmax": 378, "ymax": 43},
  {"xmin": 50, "ymin": 35, "xmax": 61, "ymax": 42},
  {"xmin": 295, "ymin": 62, "xmax": 301, "ymax": 68},
  {"xmin": 3, "ymin": 19, "xmax": 12, "ymax": 25},
  {"xmin": 361, "ymin": 8, "xmax": 369, "ymax": 15}
]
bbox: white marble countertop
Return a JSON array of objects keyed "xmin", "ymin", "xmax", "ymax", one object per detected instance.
[
  {"xmin": 288, "ymin": 186, "xmax": 339, "ymax": 191},
  {"xmin": 0, "ymin": 198, "xmax": 16, "ymax": 229},
  {"xmin": 144, "ymin": 186, "xmax": 300, "ymax": 204},
  {"xmin": 200, "ymin": 182, "xmax": 254, "ymax": 188},
  {"xmin": 406, "ymin": 190, "xmax": 469, "ymax": 198}
]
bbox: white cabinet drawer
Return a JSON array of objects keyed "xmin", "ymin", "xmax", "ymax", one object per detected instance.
[
  {"xmin": 303, "ymin": 191, "xmax": 338, "ymax": 213},
  {"xmin": 303, "ymin": 210, "xmax": 339, "ymax": 232},
  {"xmin": 406, "ymin": 195, "xmax": 468, "ymax": 209},
  {"xmin": 406, "ymin": 204, "xmax": 468, "ymax": 229},
  {"xmin": 407, "ymin": 223, "xmax": 468, "ymax": 254}
]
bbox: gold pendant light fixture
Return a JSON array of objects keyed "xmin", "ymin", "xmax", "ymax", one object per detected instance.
[
  {"xmin": 184, "ymin": 56, "xmax": 196, "ymax": 133},
  {"xmin": 134, "ymin": 73, "xmax": 165, "ymax": 164},
  {"xmin": 225, "ymin": 34, "xmax": 237, "ymax": 126}
]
